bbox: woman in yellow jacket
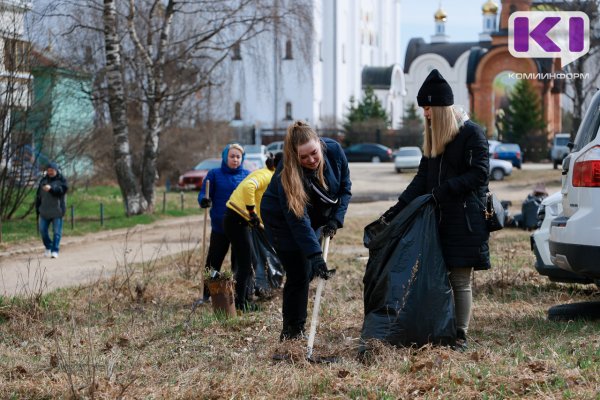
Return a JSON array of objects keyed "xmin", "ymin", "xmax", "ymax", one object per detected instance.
[{"xmin": 224, "ymin": 152, "xmax": 282, "ymax": 312}]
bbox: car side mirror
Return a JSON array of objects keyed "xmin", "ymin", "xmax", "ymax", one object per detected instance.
[{"xmin": 567, "ymin": 141, "xmax": 574, "ymax": 151}]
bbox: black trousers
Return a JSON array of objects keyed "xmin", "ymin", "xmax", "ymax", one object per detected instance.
[
  {"xmin": 204, "ymin": 230, "xmax": 234, "ymax": 272},
  {"xmin": 223, "ymin": 209, "xmax": 253, "ymax": 309},
  {"xmin": 276, "ymin": 249, "xmax": 311, "ymax": 331}
]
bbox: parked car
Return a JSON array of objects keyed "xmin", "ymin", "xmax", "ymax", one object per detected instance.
[
  {"xmin": 393, "ymin": 146, "xmax": 422, "ymax": 173},
  {"xmin": 177, "ymin": 158, "xmax": 257, "ymax": 190},
  {"xmin": 244, "ymin": 144, "xmax": 269, "ymax": 165},
  {"xmin": 489, "ymin": 141, "xmax": 522, "ymax": 169},
  {"xmin": 344, "ymin": 143, "xmax": 393, "ymax": 163},
  {"xmin": 531, "ymin": 192, "xmax": 592, "ymax": 284},
  {"xmin": 489, "ymin": 158, "xmax": 512, "ymax": 181},
  {"xmin": 266, "ymin": 141, "xmax": 284, "ymax": 155},
  {"xmin": 549, "ymin": 90, "xmax": 600, "ymax": 285},
  {"xmin": 550, "ymin": 133, "xmax": 572, "ymax": 169},
  {"xmin": 245, "ymin": 153, "xmax": 266, "ymax": 169}
]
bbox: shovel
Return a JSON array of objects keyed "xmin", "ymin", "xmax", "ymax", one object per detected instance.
[
  {"xmin": 201, "ymin": 180, "xmax": 210, "ymax": 273},
  {"xmin": 306, "ymin": 236, "xmax": 339, "ymax": 363},
  {"xmin": 186, "ymin": 181, "xmax": 211, "ymax": 321}
]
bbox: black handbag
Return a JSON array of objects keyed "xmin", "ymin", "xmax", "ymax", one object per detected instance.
[{"xmin": 484, "ymin": 192, "xmax": 505, "ymax": 232}]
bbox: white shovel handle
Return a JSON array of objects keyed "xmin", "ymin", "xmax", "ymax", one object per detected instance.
[{"xmin": 306, "ymin": 235, "xmax": 330, "ymax": 359}]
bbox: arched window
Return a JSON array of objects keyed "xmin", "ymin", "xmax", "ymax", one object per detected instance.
[
  {"xmin": 234, "ymin": 102, "xmax": 242, "ymax": 120},
  {"xmin": 284, "ymin": 39, "xmax": 293, "ymax": 59},
  {"xmin": 232, "ymin": 42, "xmax": 241, "ymax": 60},
  {"xmin": 285, "ymin": 102, "xmax": 293, "ymax": 120}
]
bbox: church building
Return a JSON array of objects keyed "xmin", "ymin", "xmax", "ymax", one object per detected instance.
[
  {"xmin": 403, "ymin": 0, "xmax": 562, "ymax": 138},
  {"xmin": 215, "ymin": 0, "xmax": 406, "ymax": 139}
]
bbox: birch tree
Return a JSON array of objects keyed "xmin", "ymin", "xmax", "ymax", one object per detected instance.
[
  {"xmin": 104, "ymin": 0, "xmax": 147, "ymax": 214},
  {"xmin": 46, "ymin": 0, "xmax": 312, "ymax": 214}
]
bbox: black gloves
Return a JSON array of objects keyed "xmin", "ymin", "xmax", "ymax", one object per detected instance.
[
  {"xmin": 308, "ymin": 253, "xmax": 336, "ymax": 281},
  {"xmin": 200, "ymin": 198, "xmax": 212, "ymax": 208},
  {"xmin": 380, "ymin": 199, "xmax": 407, "ymax": 225},
  {"xmin": 322, "ymin": 219, "xmax": 339, "ymax": 238},
  {"xmin": 246, "ymin": 205, "xmax": 260, "ymax": 227}
]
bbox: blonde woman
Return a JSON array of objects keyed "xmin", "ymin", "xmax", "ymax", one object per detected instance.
[
  {"xmin": 261, "ymin": 121, "xmax": 352, "ymax": 341},
  {"xmin": 380, "ymin": 69, "xmax": 490, "ymax": 349},
  {"xmin": 198, "ymin": 143, "xmax": 250, "ymax": 301}
]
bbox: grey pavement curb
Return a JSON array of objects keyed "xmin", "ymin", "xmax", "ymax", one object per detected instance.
[{"xmin": 0, "ymin": 215, "xmax": 205, "ymax": 260}]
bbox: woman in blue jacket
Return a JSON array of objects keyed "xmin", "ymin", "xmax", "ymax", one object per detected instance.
[
  {"xmin": 261, "ymin": 121, "xmax": 352, "ymax": 340},
  {"xmin": 198, "ymin": 143, "xmax": 250, "ymax": 299}
]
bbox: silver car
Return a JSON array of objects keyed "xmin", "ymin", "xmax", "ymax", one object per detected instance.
[
  {"xmin": 489, "ymin": 158, "xmax": 512, "ymax": 181},
  {"xmin": 394, "ymin": 147, "xmax": 422, "ymax": 173}
]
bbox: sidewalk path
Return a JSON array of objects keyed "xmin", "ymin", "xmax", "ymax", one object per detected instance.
[{"xmin": 0, "ymin": 215, "xmax": 205, "ymax": 297}]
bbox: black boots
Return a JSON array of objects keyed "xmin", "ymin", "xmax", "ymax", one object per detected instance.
[
  {"xmin": 454, "ymin": 329, "xmax": 468, "ymax": 351},
  {"xmin": 279, "ymin": 324, "xmax": 306, "ymax": 341}
]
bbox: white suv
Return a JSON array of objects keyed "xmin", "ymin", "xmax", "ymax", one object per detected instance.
[{"xmin": 549, "ymin": 90, "xmax": 600, "ymax": 283}]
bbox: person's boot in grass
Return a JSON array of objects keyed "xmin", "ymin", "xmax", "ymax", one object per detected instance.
[
  {"xmin": 279, "ymin": 324, "xmax": 306, "ymax": 341},
  {"xmin": 202, "ymin": 284, "xmax": 210, "ymax": 303},
  {"xmin": 454, "ymin": 328, "xmax": 468, "ymax": 351},
  {"xmin": 273, "ymin": 324, "xmax": 307, "ymax": 361}
]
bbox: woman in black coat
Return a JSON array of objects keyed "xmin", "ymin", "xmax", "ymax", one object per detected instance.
[
  {"xmin": 380, "ymin": 69, "xmax": 490, "ymax": 348},
  {"xmin": 261, "ymin": 120, "xmax": 352, "ymax": 341}
]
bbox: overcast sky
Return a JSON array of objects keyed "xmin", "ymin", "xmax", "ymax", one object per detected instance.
[{"xmin": 400, "ymin": 0, "xmax": 485, "ymax": 63}]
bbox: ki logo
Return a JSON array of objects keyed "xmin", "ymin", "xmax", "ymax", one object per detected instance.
[{"xmin": 509, "ymin": 12, "xmax": 590, "ymax": 68}]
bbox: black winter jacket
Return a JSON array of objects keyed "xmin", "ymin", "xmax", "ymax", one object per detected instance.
[
  {"xmin": 399, "ymin": 120, "xmax": 490, "ymax": 270},
  {"xmin": 36, "ymin": 173, "xmax": 69, "ymax": 219},
  {"xmin": 261, "ymin": 138, "xmax": 352, "ymax": 256}
]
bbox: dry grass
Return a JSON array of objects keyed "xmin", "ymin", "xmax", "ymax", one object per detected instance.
[{"xmin": 1, "ymin": 214, "xmax": 600, "ymax": 399}]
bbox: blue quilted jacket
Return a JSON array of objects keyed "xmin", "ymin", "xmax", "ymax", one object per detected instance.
[{"xmin": 198, "ymin": 145, "xmax": 250, "ymax": 233}]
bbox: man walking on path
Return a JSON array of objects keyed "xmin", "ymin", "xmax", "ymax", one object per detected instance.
[{"xmin": 35, "ymin": 162, "xmax": 68, "ymax": 258}]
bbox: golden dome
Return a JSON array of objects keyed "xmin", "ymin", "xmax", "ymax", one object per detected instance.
[
  {"xmin": 434, "ymin": 7, "xmax": 447, "ymax": 21},
  {"xmin": 482, "ymin": 0, "xmax": 499, "ymax": 15}
]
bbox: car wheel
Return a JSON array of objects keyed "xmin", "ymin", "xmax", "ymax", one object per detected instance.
[
  {"xmin": 395, "ymin": 168, "xmax": 402, "ymax": 173},
  {"xmin": 371, "ymin": 156, "xmax": 381, "ymax": 163},
  {"xmin": 553, "ymin": 160, "xmax": 558, "ymax": 169},
  {"xmin": 547, "ymin": 301, "xmax": 600, "ymax": 321},
  {"xmin": 491, "ymin": 168, "xmax": 504, "ymax": 181}
]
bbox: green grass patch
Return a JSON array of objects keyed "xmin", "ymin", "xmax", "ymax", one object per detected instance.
[{"xmin": 0, "ymin": 186, "xmax": 203, "ymax": 246}]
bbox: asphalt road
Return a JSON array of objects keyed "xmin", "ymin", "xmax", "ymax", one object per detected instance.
[
  {"xmin": 348, "ymin": 161, "xmax": 558, "ymax": 203},
  {"xmin": 0, "ymin": 162, "xmax": 558, "ymax": 296}
]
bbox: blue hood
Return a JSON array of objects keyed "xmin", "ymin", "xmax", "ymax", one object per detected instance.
[{"xmin": 221, "ymin": 143, "xmax": 246, "ymax": 174}]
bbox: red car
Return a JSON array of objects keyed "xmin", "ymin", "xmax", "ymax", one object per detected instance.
[{"xmin": 177, "ymin": 158, "xmax": 258, "ymax": 190}]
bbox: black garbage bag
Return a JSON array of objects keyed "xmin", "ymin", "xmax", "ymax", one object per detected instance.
[
  {"xmin": 360, "ymin": 194, "xmax": 456, "ymax": 350},
  {"xmin": 250, "ymin": 226, "xmax": 284, "ymax": 293}
]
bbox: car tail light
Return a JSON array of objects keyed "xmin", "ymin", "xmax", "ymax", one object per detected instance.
[
  {"xmin": 516, "ymin": 151, "xmax": 521, "ymax": 160},
  {"xmin": 387, "ymin": 149, "xmax": 392, "ymax": 155},
  {"xmin": 493, "ymin": 152, "xmax": 499, "ymax": 159},
  {"xmin": 572, "ymin": 145, "xmax": 600, "ymax": 187}
]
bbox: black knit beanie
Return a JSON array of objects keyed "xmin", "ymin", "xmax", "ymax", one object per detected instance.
[{"xmin": 417, "ymin": 69, "xmax": 454, "ymax": 107}]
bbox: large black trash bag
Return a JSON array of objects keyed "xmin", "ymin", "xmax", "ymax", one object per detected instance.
[
  {"xmin": 360, "ymin": 194, "xmax": 456, "ymax": 351},
  {"xmin": 250, "ymin": 227, "xmax": 284, "ymax": 292}
]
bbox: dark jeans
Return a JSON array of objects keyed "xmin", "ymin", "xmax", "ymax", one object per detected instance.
[
  {"xmin": 223, "ymin": 209, "xmax": 253, "ymax": 309},
  {"xmin": 39, "ymin": 217, "xmax": 63, "ymax": 253},
  {"xmin": 277, "ymin": 249, "xmax": 311, "ymax": 332}
]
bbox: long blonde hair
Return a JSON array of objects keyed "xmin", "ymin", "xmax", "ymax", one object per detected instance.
[
  {"xmin": 423, "ymin": 106, "xmax": 460, "ymax": 157},
  {"xmin": 281, "ymin": 120, "xmax": 327, "ymax": 218}
]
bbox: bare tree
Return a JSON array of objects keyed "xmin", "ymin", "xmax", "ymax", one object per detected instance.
[
  {"xmin": 1, "ymin": 2, "xmax": 96, "ymax": 240},
  {"xmin": 103, "ymin": 0, "xmax": 147, "ymax": 215},
  {"xmin": 1, "ymin": 3, "xmax": 37, "ymax": 240},
  {"xmin": 43, "ymin": 0, "xmax": 312, "ymax": 215}
]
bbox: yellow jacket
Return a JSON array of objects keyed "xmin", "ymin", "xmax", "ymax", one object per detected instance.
[{"xmin": 226, "ymin": 167, "xmax": 274, "ymax": 222}]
